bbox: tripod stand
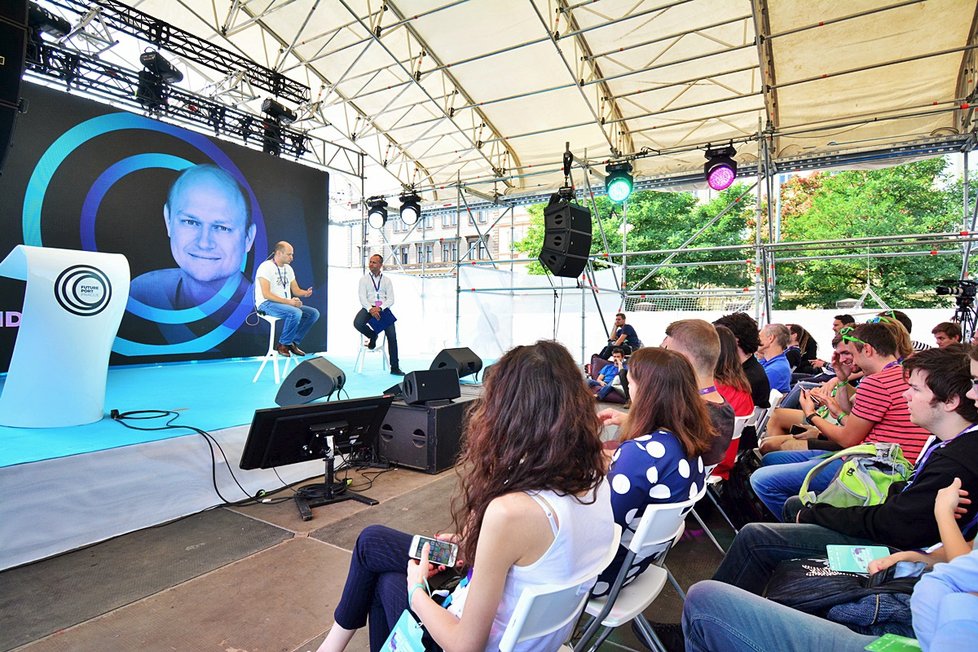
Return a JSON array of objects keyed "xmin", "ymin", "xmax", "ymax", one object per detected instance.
[
  {"xmin": 293, "ymin": 435, "xmax": 377, "ymax": 521},
  {"xmin": 953, "ymin": 295, "xmax": 978, "ymax": 343}
]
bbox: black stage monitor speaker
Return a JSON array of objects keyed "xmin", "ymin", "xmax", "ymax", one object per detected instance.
[
  {"xmin": 275, "ymin": 358, "xmax": 346, "ymax": 406},
  {"xmin": 401, "ymin": 369, "xmax": 460, "ymax": 405},
  {"xmin": 378, "ymin": 397, "xmax": 478, "ymax": 473},
  {"xmin": 430, "ymin": 347, "xmax": 483, "ymax": 379},
  {"xmin": 538, "ymin": 200, "xmax": 592, "ymax": 278}
]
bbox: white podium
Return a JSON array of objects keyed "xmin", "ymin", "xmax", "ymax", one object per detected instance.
[{"xmin": 0, "ymin": 246, "xmax": 130, "ymax": 427}]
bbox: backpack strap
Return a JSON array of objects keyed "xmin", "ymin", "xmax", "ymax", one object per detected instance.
[{"xmin": 798, "ymin": 443, "xmax": 877, "ymax": 506}]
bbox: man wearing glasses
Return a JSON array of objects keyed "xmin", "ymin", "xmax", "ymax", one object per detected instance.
[{"xmin": 750, "ymin": 322, "xmax": 931, "ymax": 520}]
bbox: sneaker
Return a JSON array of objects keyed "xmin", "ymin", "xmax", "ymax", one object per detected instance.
[{"xmin": 390, "ymin": 368, "xmax": 406, "ymax": 376}]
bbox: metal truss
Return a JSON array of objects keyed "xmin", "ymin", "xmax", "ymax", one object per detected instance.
[{"xmin": 24, "ymin": 42, "xmax": 363, "ymax": 178}]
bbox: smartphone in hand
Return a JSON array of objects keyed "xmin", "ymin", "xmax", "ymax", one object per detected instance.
[{"xmin": 409, "ymin": 535, "xmax": 459, "ymax": 567}]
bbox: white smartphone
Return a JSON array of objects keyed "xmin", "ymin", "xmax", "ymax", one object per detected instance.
[{"xmin": 409, "ymin": 535, "xmax": 458, "ymax": 567}]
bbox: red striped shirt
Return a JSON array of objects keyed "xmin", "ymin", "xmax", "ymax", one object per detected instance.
[{"xmin": 851, "ymin": 364, "xmax": 930, "ymax": 461}]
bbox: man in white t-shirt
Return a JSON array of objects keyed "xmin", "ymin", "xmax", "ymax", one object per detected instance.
[
  {"xmin": 354, "ymin": 254, "xmax": 403, "ymax": 375},
  {"xmin": 254, "ymin": 241, "xmax": 319, "ymax": 356}
]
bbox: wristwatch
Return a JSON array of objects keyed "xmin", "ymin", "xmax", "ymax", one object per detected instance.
[{"xmin": 803, "ymin": 413, "xmax": 818, "ymax": 426}]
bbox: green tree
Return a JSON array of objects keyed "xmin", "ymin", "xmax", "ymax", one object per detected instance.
[
  {"xmin": 775, "ymin": 158, "xmax": 963, "ymax": 308},
  {"xmin": 514, "ymin": 185, "xmax": 755, "ymax": 290}
]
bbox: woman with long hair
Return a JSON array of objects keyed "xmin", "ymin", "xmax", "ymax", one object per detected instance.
[
  {"xmin": 318, "ymin": 340, "xmax": 615, "ymax": 652},
  {"xmin": 787, "ymin": 324, "xmax": 819, "ymax": 375},
  {"xmin": 593, "ymin": 347, "xmax": 715, "ymax": 596},
  {"xmin": 712, "ymin": 324, "xmax": 754, "ymax": 478}
]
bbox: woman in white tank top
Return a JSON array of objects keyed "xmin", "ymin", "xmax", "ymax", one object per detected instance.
[{"xmin": 318, "ymin": 340, "xmax": 615, "ymax": 652}]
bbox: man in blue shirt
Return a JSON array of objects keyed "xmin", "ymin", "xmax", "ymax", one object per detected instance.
[
  {"xmin": 588, "ymin": 348, "xmax": 626, "ymax": 401},
  {"xmin": 757, "ymin": 323, "xmax": 791, "ymax": 393},
  {"xmin": 598, "ymin": 313, "xmax": 642, "ymax": 359}
]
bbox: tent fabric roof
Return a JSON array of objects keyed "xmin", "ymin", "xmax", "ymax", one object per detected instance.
[{"xmin": 84, "ymin": 0, "xmax": 978, "ymax": 199}]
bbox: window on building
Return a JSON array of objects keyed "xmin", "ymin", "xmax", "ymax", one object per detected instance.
[
  {"xmin": 442, "ymin": 212, "xmax": 457, "ymax": 228},
  {"xmin": 400, "ymin": 246, "xmax": 409, "ymax": 265},
  {"xmin": 466, "ymin": 236, "xmax": 490, "ymax": 260},
  {"xmin": 425, "ymin": 243, "xmax": 434, "ymax": 263},
  {"xmin": 442, "ymin": 240, "xmax": 458, "ymax": 262}
]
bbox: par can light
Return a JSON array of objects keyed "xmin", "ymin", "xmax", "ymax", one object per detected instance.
[{"xmin": 605, "ymin": 162, "xmax": 633, "ymax": 203}]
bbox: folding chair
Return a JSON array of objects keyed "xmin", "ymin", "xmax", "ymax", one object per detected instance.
[
  {"xmin": 754, "ymin": 388, "xmax": 784, "ymax": 440},
  {"xmin": 690, "ymin": 413, "xmax": 752, "ymax": 553},
  {"xmin": 499, "ymin": 525, "xmax": 622, "ymax": 652},
  {"xmin": 573, "ymin": 488, "xmax": 707, "ymax": 652}
]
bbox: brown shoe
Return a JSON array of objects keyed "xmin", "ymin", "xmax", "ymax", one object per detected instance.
[
  {"xmin": 275, "ymin": 343, "xmax": 292, "ymax": 357},
  {"xmin": 289, "ymin": 343, "xmax": 306, "ymax": 356}
]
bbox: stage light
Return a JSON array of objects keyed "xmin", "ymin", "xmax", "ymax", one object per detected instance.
[
  {"xmin": 136, "ymin": 50, "xmax": 182, "ymax": 112},
  {"xmin": 366, "ymin": 197, "xmax": 388, "ymax": 229},
  {"xmin": 704, "ymin": 145, "xmax": 737, "ymax": 191},
  {"xmin": 261, "ymin": 98, "xmax": 297, "ymax": 125},
  {"xmin": 139, "ymin": 50, "xmax": 183, "ymax": 84},
  {"xmin": 399, "ymin": 192, "xmax": 421, "ymax": 226},
  {"xmin": 605, "ymin": 162, "xmax": 633, "ymax": 203},
  {"xmin": 28, "ymin": 2, "xmax": 71, "ymax": 39}
]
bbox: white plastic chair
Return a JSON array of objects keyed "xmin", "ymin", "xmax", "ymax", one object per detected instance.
[
  {"xmin": 573, "ymin": 487, "xmax": 707, "ymax": 652},
  {"xmin": 498, "ymin": 524, "xmax": 622, "ymax": 652},
  {"xmin": 354, "ymin": 330, "xmax": 388, "ymax": 373},
  {"xmin": 690, "ymin": 413, "xmax": 751, "ymax": 553},
  {"xmin": 252, "ymin": 313, "xmax": 296, "ymax": 384},
  {"xmin": 754, "ymin": 388, "xmax": 784, "ymax": 440}
]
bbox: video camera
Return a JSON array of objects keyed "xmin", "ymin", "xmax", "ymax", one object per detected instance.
[{"xmin": 935, "ymin": 279, "xmax": 978, "ymax": 297}]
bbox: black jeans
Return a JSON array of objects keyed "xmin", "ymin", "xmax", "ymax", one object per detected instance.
[{"xmin": 354, "ymin": 308, "xmax": 400, "ymax": 369}]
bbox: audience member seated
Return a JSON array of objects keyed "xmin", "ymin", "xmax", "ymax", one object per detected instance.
[
  {"xmin": 757, "ymin": 323, "xmax": 792, "ymax": 393},
  {"xmin": 587, "ymin": 347, "xmax": 627, "ymax": 403},
  {"xmin": 662, "ymin": 319, "xmax": 735, "ymax": 468},
  {"xmin": 592, "ymin": 347, "xmax": 713, "ymax": 596},
  {"xmin": 712, "ymin": 324, "xmax": 755, "ymax": 479},
  {"xmin": 713, "ymin": 312, "xmax": 771, "ymax": 410},
  {"xmin": 750, "ymin": 322, "xmax": 931, "ymax": 520},
  {"xmin": 760, "ymin": 335, "xmax": 854, "ymax": 454},
  {"xmin": 933, "ymin": 321, "xmax": 963, "ymax": 348},
  {"xmin": 884, "ymin": 309, "xmax": 931, "ymax": 352},
  {"xmin": 316, "ymin": 341, "xmax": 615, "ymax": 652},
  {"xmin": 598, "ymin": 312, "xmax": 642, "ymax": 359},
  {"xmin": 786, "ymin": 323, "xmax": 818, "ymax": 375},
  {"xmin": 683, "ymin": 477, "xmax": 977, "ymax": 652}
]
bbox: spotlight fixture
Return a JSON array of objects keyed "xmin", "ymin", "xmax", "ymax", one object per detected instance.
[
  {"xmin": 139, "ymin": 50, "xmax": 183, "ymax": 84},
  {"xmin": 399, "ymin": 192, "xmax": 421, "ymax": 226},
  {"xmin": 27, "ymin": 2, "xmax": 71, "ymax": 39},
  {"xmin": 366, "ymin": 197, "xmax": 388, "ymax": 229},
  {"xmin": 136, "ymin": 50, "xmax": 182, "ymax": 112},
  {"xmin": 605, "ymin": 162, "xmax": 633, "ymax": 203},
  {"xmin": 704, "ymin": 145, "xmax": 737, "ymax": 191},
  {"xmin": 261, "ymin": 98, "xmax": 297, "ymax": 125}
]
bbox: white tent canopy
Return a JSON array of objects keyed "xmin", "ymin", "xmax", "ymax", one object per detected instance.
[{"xmin": 43, "ymin": 0, "xmax": 978, "ymax": 199}]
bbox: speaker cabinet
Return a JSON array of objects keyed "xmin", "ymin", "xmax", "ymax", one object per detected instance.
[
  {"xmin": 538, "ymin": 200, "xmax": 592, "ymax": 278},
  {"xmin": 429, "ymin": 347, "xmax": 483, "ymax": 379},
  {"xmin": 378, "ymin": 396, "xmax": 478, "ymax": 473},
  {"xmin": 401, "ymin": 368, "xmax": 460, "ymax": 404},
  {"xmin": 275, "ymin": 357, "xmax": 346, "ymax": 406}
]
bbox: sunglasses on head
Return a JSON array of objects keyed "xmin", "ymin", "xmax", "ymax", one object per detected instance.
[{"xmin": 839, "ymin": 326, "xmax": 867, "ymax": 346}]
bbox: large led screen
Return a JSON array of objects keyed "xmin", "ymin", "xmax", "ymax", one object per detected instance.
[{"xmin": 0, "ymin": 82, "xmax": 329, "ymax": 371}]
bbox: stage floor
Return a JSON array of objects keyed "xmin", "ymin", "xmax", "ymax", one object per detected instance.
[{"xmin": 0, "ymin": 353, "xmax": 481, "ymax": 468}]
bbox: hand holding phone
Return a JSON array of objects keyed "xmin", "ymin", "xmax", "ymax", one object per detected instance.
[{"xmin": 410, "ymin": 535, "xmax": 459, "ymax": 567}]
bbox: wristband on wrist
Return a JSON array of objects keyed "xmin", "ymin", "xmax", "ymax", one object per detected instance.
[
  {"xmin": 804, "ymin": 413, "xmax": 818, "ymax": 426},
  {"xmin": 837, "ymin": 411, "xmax": 847, "ymax": 423},
  {"xmin": 838, "ymin": 380, "xmax": 849, "ymax": 386},
  {"xmin": 409, "ymin": 582, "xmax": 428, "ymax": 607}
]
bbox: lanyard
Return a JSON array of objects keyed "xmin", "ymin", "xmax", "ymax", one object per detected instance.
[
  {"xmin": 371, "ymin": 273, "xmax": 382, "ymax": 298},
  {"xmin": 881, "ymin": 359, "xmax": 901, "ymax": 371},
  {"xmin": 698, "ymin": 385, "xmax": 717, "ymax": 395},
  {"xmin": 903, "ymin": 424, "xmax": 978, "ymax": 491}
]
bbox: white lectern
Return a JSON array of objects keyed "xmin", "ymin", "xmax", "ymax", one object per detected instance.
[{"xmin": 0, "ymin": 246, "xmax": 130, "ymax": 427}]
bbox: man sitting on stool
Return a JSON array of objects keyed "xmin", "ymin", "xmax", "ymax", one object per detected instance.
[
  {"xmin": 255, "ymin": 241, "xmax": 319, "ymax": 357},
  {"xmin": 354, "ymin": 254, "xmax": 404, "ymax": 375}
]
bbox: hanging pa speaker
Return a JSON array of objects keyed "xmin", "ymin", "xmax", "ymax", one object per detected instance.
[
  {"xmin": 430, "ymin": 347, "xmax": 483, "ymax": 379},
  {"xmin": 401, "ymin": 369, "xmax": 460, "ymax": 405},
  {"xmin": 0, "ymin": 2, "xmax": 27, "ymax": 175},
  {"xmin": 274, "ymin": 358, "xmax": 346, "ymax": 406},
  {"xmin": 538, "ymin": 199, "xmax": 592, "ymax": 278}
]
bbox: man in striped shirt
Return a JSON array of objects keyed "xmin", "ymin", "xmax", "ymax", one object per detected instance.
[{"xmin": 750, "ymin": 322, "xmax": 931, "ymax": 519}]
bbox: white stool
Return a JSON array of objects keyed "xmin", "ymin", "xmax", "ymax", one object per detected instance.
[
  {"xmin": 355, "ymin": 330, "xmax": 388, "ymax": 373},
  {"xmin": 253, "ymin": 313, "xmax": 296, "ymax": 384}
]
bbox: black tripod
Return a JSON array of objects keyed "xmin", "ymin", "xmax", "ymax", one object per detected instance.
[
  {"xmin": 953, "ymin": 295, "xmax": 978, "ymax": 343},
  {"xmin": 293, "ymin": 435, "xmax": 377, "ymax": 521}
]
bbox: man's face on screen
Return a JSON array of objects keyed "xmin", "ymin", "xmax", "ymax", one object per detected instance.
[{"xmin": 164, "ymin": 170, "xmax": 255, "ymax": 284}]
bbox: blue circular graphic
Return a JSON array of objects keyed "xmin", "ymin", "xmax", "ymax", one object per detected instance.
[{"xmin": 24, "ymin": 113, "xmax": 268, "ymax": 354}]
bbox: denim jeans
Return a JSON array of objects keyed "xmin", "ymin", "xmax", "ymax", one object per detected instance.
[
  {"xmin": 712, "ymin": 522, "xmax": 879, "ymax": 595},
  {"xmin": 257, "ymin": 300, "xmax": 319, "ymax": 346},
  {"xmin": 780, "ymin": 380, "xmax": 822, "ymax": 410},
  {"xmin": 333, "ymin": 525, "xmax": 413, "ymax": 652},
  {"xmin": 683, "ymin": 580, "xmax": 876, "ymax": 652},
  {"xmin": 749, "ymin": 449, "xmax": 840, "ymax": 520},
  {"xmin": 587, "ymin": 379, "xmax": 622, "ymax": 401}
]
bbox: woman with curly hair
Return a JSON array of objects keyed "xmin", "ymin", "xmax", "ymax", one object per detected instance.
[
  {"xmin": 593, "ymin": 347, "xmax": 715, "ymax": 596},
  {"xmin": 318, "ymin": 340, "xmax": 615, "ymax": 652}
]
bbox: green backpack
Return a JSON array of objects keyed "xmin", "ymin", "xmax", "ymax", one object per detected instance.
[{"xmin": 799, "ymin": 442, "xmax": 913, "ymax": 508}]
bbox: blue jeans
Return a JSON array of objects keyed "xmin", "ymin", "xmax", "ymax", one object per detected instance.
[
  {"xmin": 683, "ymin": 580, "xmax": 876, "ymax": 652},
  {"xmin": 750, "ymin": 449, "xmax": 840, "ymax": 520},
  {"xmin": 587, "ymin": 379, "xmax": 622, "ymax": 401},
  {"xmin": 780, "ymin": 380, "xmax": 822, "ymax": 410},
  {"xmin": 333, "ymin": 525, "xmax": 413, "ymax": 652},
  {"xmin": 258, "ymin": 300, "xmax": 319, "ymax": 346},
  {"xmin": 712, "ymin": 522, "xmax": 880, "ymax": 595}
]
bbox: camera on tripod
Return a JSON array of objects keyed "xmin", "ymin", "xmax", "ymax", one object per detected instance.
[{"xmin": 935, "ymin": 280, "xmax": 978, "ymax": 297}]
